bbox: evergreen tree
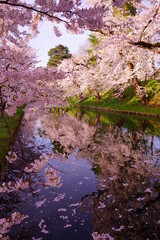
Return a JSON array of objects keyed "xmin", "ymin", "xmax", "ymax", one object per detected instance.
[{"xmin": 47, "ymin": 44, "xmax": 72, "ymax": 67}]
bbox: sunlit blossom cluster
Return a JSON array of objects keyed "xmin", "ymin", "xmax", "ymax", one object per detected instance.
[{"xmin": 56, "ymin": 0, "xmax": 160, "ymax": 100}]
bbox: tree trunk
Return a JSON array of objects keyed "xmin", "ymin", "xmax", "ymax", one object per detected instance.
[
  {"xmin": 133, "ymin": 77, "xmax": 139, "ymax": 90},
  {"xmin": 79, "ymin": 92, "xmax": 84, "ymax": 100},
  {"xmin": 141, "ymin": 95, "xmax": 149, "ymax": 105},
  {"xmin": 133, "ymin": 77, "xmax": 148, "ymax": 105},
  {"xmin": 151, "ymin": 135, "xmax": 154, "ymax": 156},
  {"xmin": 93, "ymin": 88, "xmax": 100, "ymax": 100},
  {"xmin": 0, "ymin": 87, "xmax": 6, "ymax": 112},
  {"xmin": 152, "ymin": 55, "xmax": 155, "ymax": 80},
  {"xmin": 93, "ymin": 114, "xmax": 100, "ymax": 126},
  {"xmin": 130, "ymin": 131, "xmax": 137, "ymax": 150}
]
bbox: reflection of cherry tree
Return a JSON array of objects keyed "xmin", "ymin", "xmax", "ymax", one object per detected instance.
[
  {"xmin": 76, "ymin": 115, "xmax": 160, "ymax": 239},
  {"xmin": 39, "ymin": 110, "xmax": 96, "ymax": 155},
  {"xmin": 0, "ymin": 156, "xmax": 62, "ymax": 239},
  {"xmin": 1, "ymin": 107, "xmax": 160, "ymax": 239},
  {"xmin": 0, "ymin": 212, "xmax": 28, "ymax": 238},
  {"xmin": 36, "ymin": 108, "xmax": 160, "ymax": 180},
  {"xmin": 44, "ymin": 168, "xmax": 62, "ymax": 188},
  {"xmin": 0, "ymin": 109, "xmax": 63, "ymax": 239},
  {"xmin": 38, "ymin": 109, "xmax": 160, "ymax": 238}
]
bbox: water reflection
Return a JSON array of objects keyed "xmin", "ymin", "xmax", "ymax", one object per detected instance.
[{"xmin": 0, "ymin": 107, "xmax": 160, "ymax": 239}]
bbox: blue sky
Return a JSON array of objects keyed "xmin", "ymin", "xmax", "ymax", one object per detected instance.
[{"xmin": 29, "ymin": 21, "xmax": 89, "ymax": 67}]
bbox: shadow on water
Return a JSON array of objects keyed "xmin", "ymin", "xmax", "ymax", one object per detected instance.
[{"xmin": 0, "ymin": 107, "xmax": 160, "ymax": 240}]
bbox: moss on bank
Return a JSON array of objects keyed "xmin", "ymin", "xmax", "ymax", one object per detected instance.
[
  {"xmin": 0, "ymin": 106, "xmax": 24, "ymax": 170},
  {"xmin": 70, "ymin": 80, "xmax": 160, "ymax": 116}
]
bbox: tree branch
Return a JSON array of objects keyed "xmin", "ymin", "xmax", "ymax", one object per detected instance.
[
  {"xmin": 72, "ymin": 60, "xmax": 89, "ymax": 69},
  {"xmin": 139, "ymin": 5, "xmax": 160, "ymax": 41},
  {"xmin": 0, "ymin": 1, "xmax": 72, "ymax": 28},
  {"xmin": 131, "ymin": 41, "xmax": 160, "ymax": 49}
]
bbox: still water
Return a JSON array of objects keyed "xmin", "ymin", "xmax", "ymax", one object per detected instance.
[{"xmin": 0, "ymin": 107, "xmax": 160, "ymax": 240}]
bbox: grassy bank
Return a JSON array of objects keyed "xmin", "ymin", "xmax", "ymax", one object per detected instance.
[
  {"xmin": 0, "ymin": 106, "xmax": 24, "ymax": 170},
  {"xmin": 71, "ymin": 80, "xmax": 160, "ymax": 116}
]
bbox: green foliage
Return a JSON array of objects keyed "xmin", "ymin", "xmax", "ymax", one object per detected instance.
[
  {"xmin": 52, "ymin": 140, "xmax": 65, "ymax": 154},
  {"xmin": 122, "ymin": 85, "xmax": 140, "ymax": 106},
  {"xmin": 145, "ymin": 79, "xmax": 160, "ymax": 104},
  {"xmin": 77, "ymin": 80, "xmax": 160, "ymax": 116},
  {"xmin": 91, "ymin": 164, "xmax": 101, "ymax": 175},
  {"xmin": 52, "ymin": 140, "xmax": 68, "ymax": 158},
  {"xmin": 123, "ymin": 1, "xmax": 137, "ymax": 16},
  {"xmin": 68, "ymin": 96, "xmax": 80, "ymax": 108},
  {"xmin": 87, "ymin": 49, "xmax": 92, "ymax": 56},
  {"xmin": 114, "ymin": 1, "xmax": 136, "ymax": 17},
  {"xmin": 88, "ymin": 34, "xmax": 99, "ymax": 46},
  {"xmin": 47, "ymin": 44, "xmax": 72, "ymax": 67},
  {"xmin": 87, "ymin": 55, "xmax": 97, "ymax": 67},
  {"xmin": 68, "ymin": 106, "xmax": 160, "ymax": 137},
  {"xmin": 113, "ymin": 7, "xmax": 120, "ymax": 16},
  {"xmin": 101, "ymin": 89, "xmax": 114, "ymax": 98},
  {"xmin": 71, "ymin": 108, "xmax": 160, "ymax": 138},
  {"xmin": 123, "ymin": 85, "xmax": 135, "ymax": 99}
]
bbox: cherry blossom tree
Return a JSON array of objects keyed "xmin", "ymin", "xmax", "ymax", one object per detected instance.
[
  {"xmin": 0, "ymin": 0, "xmax": 106, "ymax": 116},
  {"xmin": 87, "ymin": 0, "xmax": 160, "ymax": 76},
  {"xmin": 1, "ymin": 0, "xmax": 160, "ymax": 114},
  {"xmin": 56, "ymin": 0, "xmax": 160, "ymax": 103}
]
